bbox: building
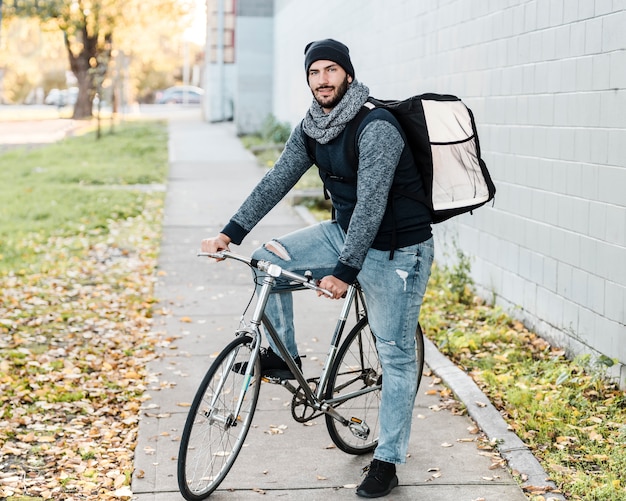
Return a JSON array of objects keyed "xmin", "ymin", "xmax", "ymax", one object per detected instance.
[{"xmin": 205, "ymin": 0, "xmax": 626, "ymax": 386}]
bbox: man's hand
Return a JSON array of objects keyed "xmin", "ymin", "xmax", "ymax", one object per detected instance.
[
  {"xmin": 201, "ymin": 233, "xmax": 231, "ymax": 259},
  {"xmin": 318, "ymin": 275, "xmax": 348, "ymax": 300}
]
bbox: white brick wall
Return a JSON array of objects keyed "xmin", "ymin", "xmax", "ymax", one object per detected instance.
[{"xmin": 271, "ymin": 0, "xmax": 626, "ymax": 386}]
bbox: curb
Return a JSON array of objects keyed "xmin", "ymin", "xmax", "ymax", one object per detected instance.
[{"xmin": 424, "ymin": 337, "xmax": 566, "ymax": 500}]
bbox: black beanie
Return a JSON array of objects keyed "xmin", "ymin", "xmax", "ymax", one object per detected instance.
[{"xmin": 304, "ymin": 39, "xmax": 355, "ymax": 80}]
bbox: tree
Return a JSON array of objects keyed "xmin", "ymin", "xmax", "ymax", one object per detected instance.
[{"xmin": 2, "ymin": 0, "xmax": 192, "ymax": 118}]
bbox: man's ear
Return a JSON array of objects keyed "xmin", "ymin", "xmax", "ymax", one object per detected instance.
[{"xmin": 348, "ymin": 75, "xmax": 353, "ymax": 83}]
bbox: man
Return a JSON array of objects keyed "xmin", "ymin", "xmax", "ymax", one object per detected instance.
[{"xmin": 201, "ymin": 39, "xmax": 434, "ymax": 498}]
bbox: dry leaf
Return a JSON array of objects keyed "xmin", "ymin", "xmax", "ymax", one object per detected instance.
[
  {"xmin": 112, "ymin": 486, "xmax": 133, "ymax": 498},
  {"xmin": 0, "ymin": 179, "xmax": 163, "ymax": 499},
  {"xmin": 114, "ymin": 474, "xmax": 127, "ymax": 489},
  {"xmin": 523, "ymin": 485, "xmax": 551, "ymax": 494}
]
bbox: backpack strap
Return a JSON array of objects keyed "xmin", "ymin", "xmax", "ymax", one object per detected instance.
[
  {"xmin": 302, "ymin": 120, "xmax": 317, "ymax": 164},
  {"xmin": 344, "ymin": 103, "xmax": 374, "ymax": 170}
]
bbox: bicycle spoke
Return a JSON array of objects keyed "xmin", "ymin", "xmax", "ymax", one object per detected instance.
[
  {"xmin": 325, "ymin": 318, "xmax": 381, "ymax": 454},
  {"xmin": 178, "ymin": 337, "xmax": 261, "ymax": 500}
]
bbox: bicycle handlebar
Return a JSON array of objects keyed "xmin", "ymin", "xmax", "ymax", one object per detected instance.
[{"xmin": 198, "ymin": 251, "xmax": 333, "ymax": 298}]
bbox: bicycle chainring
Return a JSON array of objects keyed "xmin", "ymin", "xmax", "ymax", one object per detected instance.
[{"xmin": 290, "ymin": 378, "xmax": 322, "ymax": 423}]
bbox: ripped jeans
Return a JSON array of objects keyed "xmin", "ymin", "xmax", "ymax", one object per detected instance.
[{"xmin": 251, "ymin": 220, "xmax": 435, "ymax": 464}]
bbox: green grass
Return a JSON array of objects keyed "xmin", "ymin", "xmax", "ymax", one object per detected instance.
[
  {"xmin": 0, "ymin": 121, "xmax": 168, "ymax": 273},
  {"xmin": 421, "ymin": 259, "xmax": 626, "ymax": 500}
]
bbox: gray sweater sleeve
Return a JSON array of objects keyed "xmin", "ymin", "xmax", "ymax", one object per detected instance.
[
  {"xmin": 334, "ymin": 120, "xmax": 404, "ymax": 278},
  {"xmin": 223, "ymin": 124, "xmax": 313, "ymax": 243}
]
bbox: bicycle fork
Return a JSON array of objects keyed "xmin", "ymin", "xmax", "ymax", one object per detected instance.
[
  {"xmin": 205, "ymin": 271, "xmax": 277, "ymax": 430},
  {"xmin": 206, "ymin": 333, "xmax": 260, "ymax": 429}
]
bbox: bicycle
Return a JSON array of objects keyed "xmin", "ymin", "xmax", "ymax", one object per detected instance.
[{"xmin": 177, "ymin": 250, "xmax": 425, "ymax": 500}]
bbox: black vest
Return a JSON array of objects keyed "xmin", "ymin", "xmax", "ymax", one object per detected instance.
[{"xmin": 306, "ymin": 108, "xmax": 432, "ymax": 252}]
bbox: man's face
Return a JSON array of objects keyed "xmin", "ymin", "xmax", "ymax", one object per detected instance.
[{"xmin": 308, "ymin": 59, "xmax": 353, "ymax": 113}]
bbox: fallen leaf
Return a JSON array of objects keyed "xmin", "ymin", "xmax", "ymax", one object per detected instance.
[
  {"xmin": 114, "ymin": 474, "xmax": 127, "ymax": 489},
  {"xmin": 112, "ymin": 486, "xmax": 133, "ymax": 497}
]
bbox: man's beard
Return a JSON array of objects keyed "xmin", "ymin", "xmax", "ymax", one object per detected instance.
[{"xmin": 312, "ymin": 76, "xmax": 350, "ymax": 110}]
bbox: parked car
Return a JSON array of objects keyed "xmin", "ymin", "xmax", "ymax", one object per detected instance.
[
  {"xmin": 44, "ymin": 87, "xmax": 79, "ymax": 106},
  {"xmin": 155, "ymin": 86, "xmax": 204, "ymax": 104}
]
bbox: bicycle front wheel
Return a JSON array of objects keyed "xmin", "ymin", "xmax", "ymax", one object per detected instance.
[
  {"xmin": 178, "ymin": 335, "xmax": 261, "ymax": 500},
  {"xmin": 324, "ymin": 319, "xmax": 425, "ymax": 455}
]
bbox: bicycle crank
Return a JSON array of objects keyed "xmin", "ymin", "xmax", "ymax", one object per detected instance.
[{"xmin": 348, "ymin": 417, "xmax": 370, "ymax": 440}]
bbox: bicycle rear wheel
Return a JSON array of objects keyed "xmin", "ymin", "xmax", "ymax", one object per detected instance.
[
  {"xmin": 324, "ymin": 319, "xmax": 425, "ymax": 455},
  {"xmin": 178, "ymin": 335, "xmax": 261, "ymax": 500}
]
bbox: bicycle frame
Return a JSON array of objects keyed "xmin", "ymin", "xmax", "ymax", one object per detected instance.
[
  {"xmin": 199, "ymin": 251, "xmax": 373, "ymax": 427},
  {"xmin": 261, "ymin": 285, "xmax": 368, "ymax": 415}
]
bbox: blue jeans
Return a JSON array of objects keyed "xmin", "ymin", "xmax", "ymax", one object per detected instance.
[{"xmin": 251, "ymin": 220, "xmax": 434, "ymax": 464}]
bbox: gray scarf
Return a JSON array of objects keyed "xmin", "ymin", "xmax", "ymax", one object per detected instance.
[{"xmin": 302, "ymin": 80, "xmax": 370, "ymax": 144}]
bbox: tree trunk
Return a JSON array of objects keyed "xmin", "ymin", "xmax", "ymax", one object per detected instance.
[
  {"xmin": 65, "ymin": 28, "xmax": 97, "ymax": 120},
  {"xmin": 73, "ymin": 69, "xmax": 94, "ymax": 119}
]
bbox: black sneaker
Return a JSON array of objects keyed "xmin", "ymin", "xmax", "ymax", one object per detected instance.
[
  {"xmin": 356, "ymin": 459, "xmax": 398, "ymax": 498},
  {"xmin": 234, "ymin": 347, "xmax": 302, "ymax": 380}
]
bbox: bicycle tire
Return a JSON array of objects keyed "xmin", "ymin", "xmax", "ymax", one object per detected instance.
[
  {"xmin": 178, "ymin": 335, "xmax": 261, "ymax": 500},
  {"xmin": 324, "ymin": 319, "xmax": 425, "ymax": 455}
]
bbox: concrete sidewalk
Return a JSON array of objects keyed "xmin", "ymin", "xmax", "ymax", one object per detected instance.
[{"xmin": 131, "ymin": 111, "xmax": 556, "ymax": 500}]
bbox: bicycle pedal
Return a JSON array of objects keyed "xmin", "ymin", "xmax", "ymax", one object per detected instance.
[
  {"xmin": 262, "ymin": 372, "xmax": 296, "ymax": 384},
  {"xmin": 348, "ymin": 418, "xmax": 370, "ymax": 440},
  {"xmin": 261, "ymin": 368, "xmax": 297, "ymax": 381}
]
